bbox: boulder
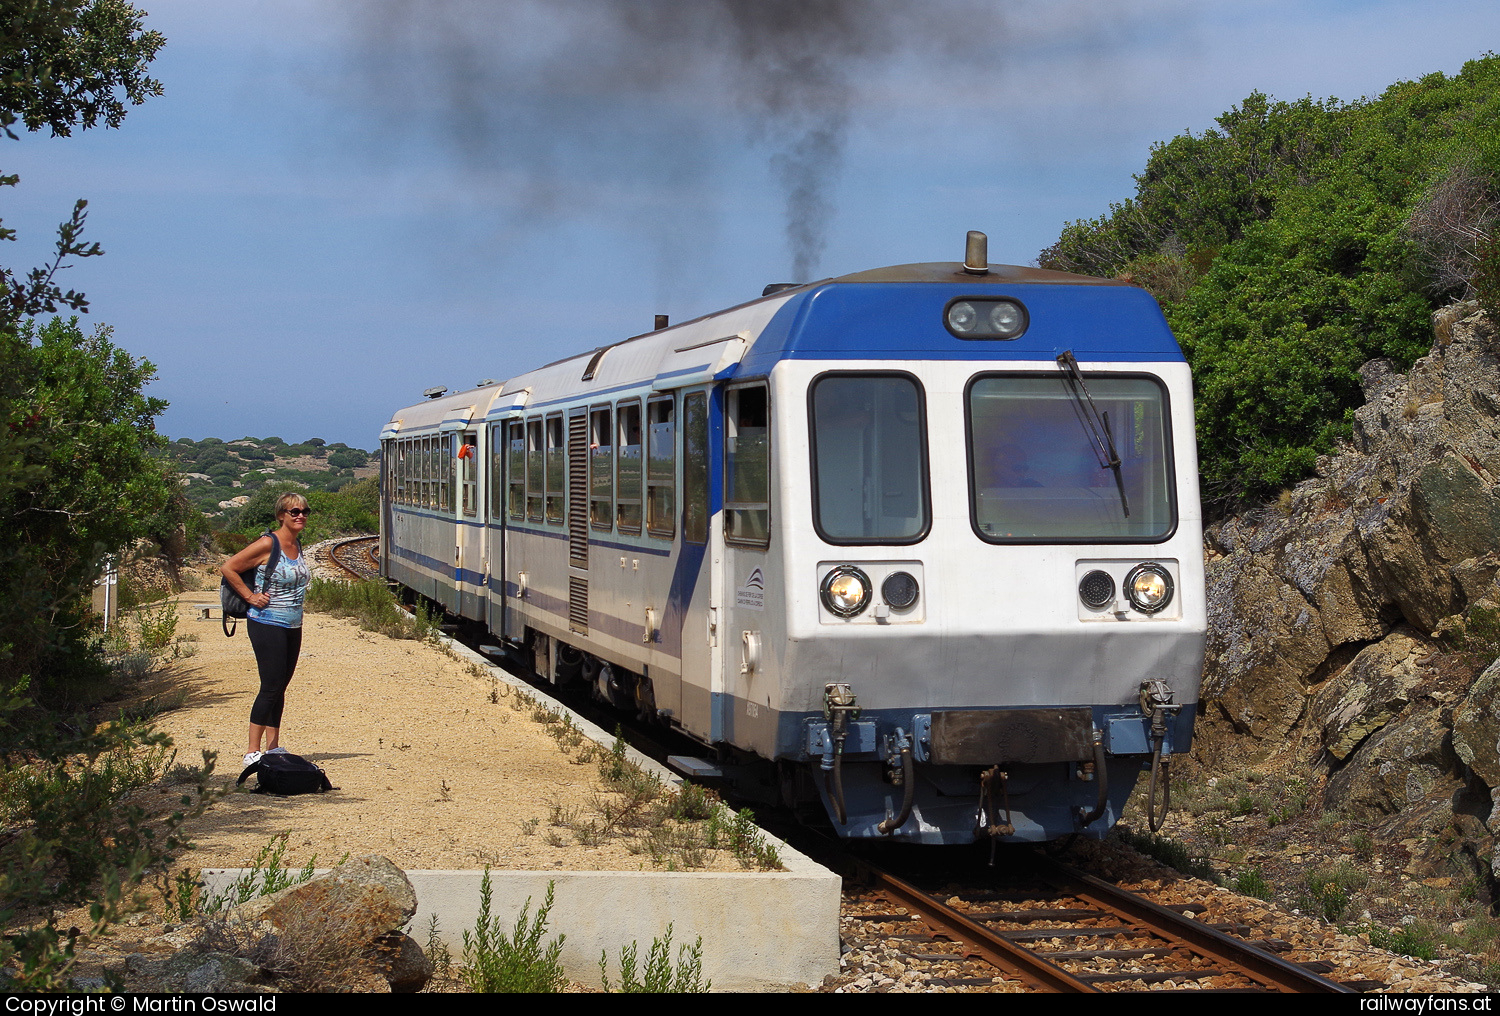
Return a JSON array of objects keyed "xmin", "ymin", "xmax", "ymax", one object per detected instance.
[
  {"xmin": 1201, "ymin": 303, "xmax": 1500, "ymax": 885},
  {"xmin": 225, "ymin": 854, "xmax": 429, "ymax": 993},
  {"xmin": 1453, "ymin": 656, "xmax": 1500, "ymax": 834}
]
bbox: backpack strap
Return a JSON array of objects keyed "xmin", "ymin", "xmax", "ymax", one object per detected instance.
[
  {"xmin": 223, "ymin": 531, "xmax": 282, "ymax": 637},
  {"xmin": 262, "ymin": 529, "xmax": 282, "ymax": 589}
]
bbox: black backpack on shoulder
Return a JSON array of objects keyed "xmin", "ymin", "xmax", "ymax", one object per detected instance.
[
  {"xmin": 237, "ymin": 752, "xmax": 333, "ymax": 795},
  {"xmin": 219, "ymin": 530, "xmax": 281, "ymax": 637}
]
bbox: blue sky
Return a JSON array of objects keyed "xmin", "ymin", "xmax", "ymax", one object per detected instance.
[{"xmin": 6, "ymin": 0, "xmax": 1498, "ymax": 449}]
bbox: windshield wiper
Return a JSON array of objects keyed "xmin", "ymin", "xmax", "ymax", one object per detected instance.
[{"xmin": 1056, "ymin": 351, "xmax": 1129, "ymax": 518}]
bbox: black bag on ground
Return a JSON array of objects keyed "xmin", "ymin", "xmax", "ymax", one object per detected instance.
[
  {"xmin": 236, "ymin": 752, "xmax": 333, "ymax": 795},
  {"xmin": 219, "ymin": 530, "xmax": 281, "ymax": 637}
]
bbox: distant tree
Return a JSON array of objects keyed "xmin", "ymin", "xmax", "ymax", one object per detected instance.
[
  {"xmin": 305, "ymin": 437, "xmax": 325, "ymax": 447},
  {"xmin": 327, "ymin": 448, "xmax": 367, "ymax": 469}
]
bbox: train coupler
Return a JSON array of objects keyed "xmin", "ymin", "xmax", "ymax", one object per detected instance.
[{"xmin": 979, "ymin": 765, "xmax": 1015, "ymax": 840}]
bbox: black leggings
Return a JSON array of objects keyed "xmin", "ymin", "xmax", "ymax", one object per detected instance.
[{"xmin": 247, "ymin": 620, "xmax": 302, "ymax": 728}]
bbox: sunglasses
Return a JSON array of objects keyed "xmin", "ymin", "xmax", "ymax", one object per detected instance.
[{"xmin": 283, "ymin": 508, "xmax": 312, "ymax": 517}]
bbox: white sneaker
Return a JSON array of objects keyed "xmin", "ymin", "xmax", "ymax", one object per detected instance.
[
  {"xmin": 243, "ymin": 751, "xmax": 263, "ymax": 766},
  {"xmin": 265, "ymin": 747, "xmax": 289, "ymax": 755}
]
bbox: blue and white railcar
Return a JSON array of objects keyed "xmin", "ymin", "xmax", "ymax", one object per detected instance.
[{"xmin": 381, "ymin": 234, "xmax": 1206, "ymax": 844}]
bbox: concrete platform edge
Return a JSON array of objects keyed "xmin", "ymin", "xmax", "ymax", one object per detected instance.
[{"xmin": 203, "ymin": 619, "xmax": 842, "ymax": 991}]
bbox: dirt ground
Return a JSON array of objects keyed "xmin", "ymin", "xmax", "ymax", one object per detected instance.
[{"xmin": 143, "ymin": 591, "xmax": 730, "ymax": 876}]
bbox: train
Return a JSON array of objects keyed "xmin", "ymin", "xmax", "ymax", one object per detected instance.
[{"xmin": 379, "ymin": 232, "xmax": 1207, "ymax": 845}]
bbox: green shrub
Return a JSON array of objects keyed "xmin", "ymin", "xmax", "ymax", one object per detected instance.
[
  {"xmin": 1117, "ymin": 828, "xmax": 1220, "ymax": 883},
  {"xmin": 0, "ymin": 719, "xmax": 218, "ymax": 990},
  {"xmin": 1368, "ymin": 922, "xmax": 1439, "ymax": 961},
  {"xmin": 462, "ymin": 872, "xmax": 566, "ymax": 993},
  {"xmin": 1233, "ymin": 868, "xmax": 1271, "ymax": 899},
  {"xmin": 304, "ymin": 578, "xmax": 439, "ymax": 641},
  {"xmin": 204, "ymin": 831, "xmax": 330, "ymax": 912},
  {"xmin": 1302, "ymin": 862, "xmax": 1368, "ymax": 922},
  {"xmin": 599, "ymin": 924, "xmax": 710, "ymax": 992}
]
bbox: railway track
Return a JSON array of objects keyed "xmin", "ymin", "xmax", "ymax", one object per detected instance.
[
  {"xmin": 322, "ymin": 534, "xmax": 380, "ymax": 581},
  {"xmin": 841, "ymin": 853, "xmax": 1361, "ymax": 993}
]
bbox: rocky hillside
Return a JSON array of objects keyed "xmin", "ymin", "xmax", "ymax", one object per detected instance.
[
  {"xmin": 162, "ymin": 437, "xmax": 377, "ymax": 515},
  {"xmin": 1197, "ymin": 300, "xmax": 1500, "ymax": 885}
]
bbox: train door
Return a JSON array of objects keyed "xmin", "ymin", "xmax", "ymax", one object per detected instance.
[
  {"xmin": 484, "ymin": 420, "xmax": 507, "ymax": 639},
  {"xmin": 675, "ymin": 388, "xmax": 718, "ymax": 734},
  {"xmin": 379, "ymin": 437, "xmax": 395, "ymax": 579},
  {"xmin": 453, "ymin": 428, "xmax": 481, "ymax": 618},
  {"xmin": 716, "ymin": 381, "xmax": 772, "ymax": 749}
]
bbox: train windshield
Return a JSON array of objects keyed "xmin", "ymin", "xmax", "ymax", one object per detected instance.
[
  {"xmin": 967, "ymin": 374, "xmax": 1174, "ymax": 542},
  {"xmin": 810, "ymin": 373, "xmax": 929, "ymax": 544}
]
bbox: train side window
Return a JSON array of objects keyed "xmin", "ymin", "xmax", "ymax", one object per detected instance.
[
  {"xmin": 421, "ymin": 437, "xmax": 432, "ymax": 508},
  {"xmin": 682, "ymin": 391, "xmax": 708, "ymax": 545},
  {"xmin": 401, "ymin": 439, "xmax": 410, "ymax": 505},
  {"xmin": 526, "ymin": 419, "xmax": 544, "ymax": 521},
  {"xmin": 589, "ymin": 406, "xmax": 613, "ymax": 531},
  {"xmin": 647, "ymin": 396, "xmax": 676, "ymax": 539},
  {"xmin": 413, "ymin": 437, "xmax": 422, "ymax": 506},
  {"xmin": 507, "ymin": 421, "xmax": 526, "ymax": 520},
  {"xmin": 487, "ymin": 424, "xmax": 502, "ymax": 519},
  {"xmin": 460, "ymin": 432, "xmax": 478, "ymax": 517},
  {"xmin": 442, "ymin": 435, "xmax": 454, "ymax": 512},
  {"xmin": 616, "ymin": 400, "xmax": 642, "ymax": 534},
  {"xmin": 810, "ymin": 373, "xmax": 929, "ymax": 544},
  {"xmin": 545, "ymin": 414, "xmax": 565, "ymax": 524},
  {"xmin": 725, "ymin": 384, "xmax": 770, "ymax": 546}
]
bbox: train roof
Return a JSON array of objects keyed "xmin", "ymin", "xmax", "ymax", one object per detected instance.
[{"xmin": 382, "ymin": 261, "xmax": 1179, "ymax": 435}]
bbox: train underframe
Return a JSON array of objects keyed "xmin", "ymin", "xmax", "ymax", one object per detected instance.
[{"xmin": 492, "ymin": 621, "xmax": 1187, "ymax": 846}]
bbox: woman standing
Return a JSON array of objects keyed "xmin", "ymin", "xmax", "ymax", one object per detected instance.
[{"xmin": 220, "ymin": 492, "xmax": 313, "ymax": 767}]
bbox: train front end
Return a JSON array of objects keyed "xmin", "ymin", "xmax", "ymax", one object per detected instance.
[{"xmin": 725, "ymin": 258, "xmax": 1206, "ymax": 844}]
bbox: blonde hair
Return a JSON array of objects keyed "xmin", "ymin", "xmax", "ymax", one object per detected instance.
[{"xmin": 275, "ymin": 492, "xmax": 310, "ymax": 515}]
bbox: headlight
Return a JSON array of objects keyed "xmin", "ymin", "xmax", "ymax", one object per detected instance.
[
  {"xmin": 1078, "ymin": 569, "xmax": 1114, "ymax": 610},
  {"xmin": 988, "ymin": 301, "xmax": 1024, "ymax": 334},
  {"xmin": 881, "ymin": 571, "xmax": 919, "ymax": 610},
  {"xmin": 1124, "ymin": 563, "xmax": 1173, "ymax": 614},
  {"xmin": 821, "ymin": 565, "xmax": 872, "ymax": 618},
  {"xmin": 944, "ymin": 298, "xmax": 1027, "ymax": 339},
  {"xmin": 946, "ymin": 301, "xmax": 978, "ymax": 333}
]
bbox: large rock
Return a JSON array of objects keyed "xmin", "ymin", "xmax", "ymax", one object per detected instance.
[
  {"xmin": 1310, "ymin": 631, "xmax": 1426, "ymax": 761},
  {"xmin": 228, "ymin": 854, "xmax": 430, "ymax": 993},
  {"xmin": 1201, "ymin": 303, "xmax": 1500, "ymax": 882},
  {"xmin": 1453, "ymin": 656, "xmax": 1500, "ymax": 837},
  {"xmin": 1323, "ymin": 708, "xmax": 1458, "ymax": 818}
]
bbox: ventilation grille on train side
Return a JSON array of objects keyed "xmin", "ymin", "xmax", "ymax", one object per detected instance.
[
  {"xmin": 568, "ymin": 409, "xmax": 588, "ymax": 565},
  {"xmin": 568, "ymin": 576, "xmax": 589, "ymax": 634}
]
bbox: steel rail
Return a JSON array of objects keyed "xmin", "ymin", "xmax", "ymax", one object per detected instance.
[
  {"xmin": 1037, "ymin": 857, "xmax": 1354, "ymax": 993},
  {"xmin": 326, "ymin": 535, "xmax": 379, "ymax": 581},
  {"xmin": 859, "ymin": 861, "xmax": 1100, "ymax": 993}
]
